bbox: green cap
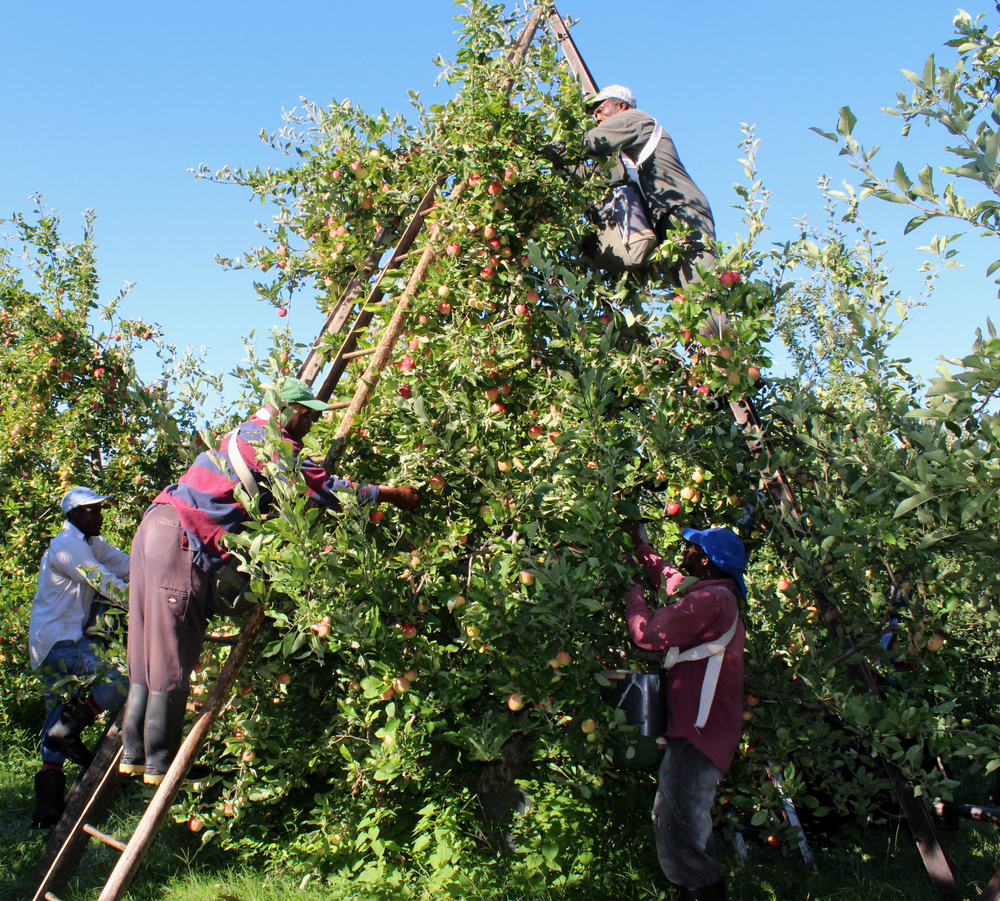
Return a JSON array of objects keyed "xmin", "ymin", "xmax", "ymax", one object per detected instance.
[{"xmin": 279, "ymin": 377, "xmax": 329, "ymax": 412}]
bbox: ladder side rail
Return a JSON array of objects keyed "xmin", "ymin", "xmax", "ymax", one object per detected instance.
[
  {"xmin": 32, "ymin": 718, "xmax": 127, "ymax": 901},
  {"xmin": 298, "ymin": 223, "xmax": 397, "ymax": 386},
  {"xmin": 547, "ymin": 7, "xmax": 599, "ymax": 95},
  {"xmin": 303, "ymin": 180, "xmax": 445, "ymax": 393},
  {"xmin": 329, "ymin": 244, "xmax": 438, "ymax": 454},
  {"xmin": 96, "ymin": 604, "xmax": 268, "ymax": 901},
  {"xmin": 315, "ymin": 181, "xmax": 445, "ymax": 402},
  {"xmin": 327, "ymin": 178, "xmax": 469, "ymax": 455}
]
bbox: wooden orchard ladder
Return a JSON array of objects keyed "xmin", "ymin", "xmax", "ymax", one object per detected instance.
[{"xmin": 29, "ymin": 9, "xmax": 547, "ymax": 901}]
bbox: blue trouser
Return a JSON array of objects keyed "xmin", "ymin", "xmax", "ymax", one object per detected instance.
[
  {"xmin": 39, "ymin": 638, "xmax": 128, "ymax": 765},
  {"xmin": 652, "ymin": 737, "xmax": 723, "ymax": 890}
]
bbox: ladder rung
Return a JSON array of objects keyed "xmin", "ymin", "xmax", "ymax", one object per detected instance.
[
  {"xmin": 45, "ymin": 893, "xmax": 63, "ymax": 901},
  {"xmin": 83, "ymin": 823, "xmax": 127, "ymax": 853},
  {"xmin": 328, "ymin": 400, "xmax": 352, "ymax": 410},
  {"xmin": 341, "ymin": 347, "xmax": 378, "ymax": 360},
  {"xmin": 205, "ymin": 635, "xmax": 237, "ymax": 645},
  {"xmin": 390, "ymin": 252, "xmax": 410, "ymax": 263}
]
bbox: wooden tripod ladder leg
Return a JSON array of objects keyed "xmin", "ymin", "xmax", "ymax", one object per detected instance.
[
  {"xmin": 94, "ymin": 605, "xmax": 267, "ymax": 901},
  {"xmin": 32, "ymin": 714, "xmax": 127, "ymax": 901}
]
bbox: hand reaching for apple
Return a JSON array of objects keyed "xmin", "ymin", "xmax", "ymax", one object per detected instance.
[
  {"xmin": 620, "ymin": 519, "xmax": 641, "ymax": 549},
  {"xmin": 379, "ymin": 485, "xmax": 420, "ymax": 510}
]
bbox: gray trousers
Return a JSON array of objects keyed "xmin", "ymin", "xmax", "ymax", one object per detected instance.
[
  {"xmin": 652, "ymin": 737, "xmax": 723, "ymax": 890},
  {"xmin": 127, "ymin": 505, "xmax": 208, "ymax": 693}
]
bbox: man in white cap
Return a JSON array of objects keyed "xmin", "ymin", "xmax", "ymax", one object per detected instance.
[
  {"xmin": 546, "ymin": 85, "xmax": 716, "ymax": 285},
  {"xmin": 28, "ymin": 486, "xmax": 130, "ymax": 828},
  {"xmin": 584, "ymin": 85, "xmax": 716, "ymax": 282}
]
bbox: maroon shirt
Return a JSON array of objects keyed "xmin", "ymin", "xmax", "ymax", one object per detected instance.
[{"xmin": 625, "ymin": 542, "xmax": 745, "ymax": 774}]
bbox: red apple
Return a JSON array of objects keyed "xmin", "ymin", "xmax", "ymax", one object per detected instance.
[
  {"xmin": 276, "ymin": 307, "xmax": 287, "ymax": 318},
  {"xmin": 485, "ymin": 386, "xmax": 500, "ymax": 402},
  {"xmin": 487, "ymin": 181, "xmax": 503, "ymax": 196},
  {"xmin": 438, "ymin": 302, "xmax": 452, "ymax": 314},
  {"xmin": 429, "ymin": 474, "xmax": 446, "ymax": 493},
  {"xmin": 481, "ymin": 266, "xmax": 494, "ymax": 278},
  {"xmin": 666, "ymin": 502, "xmax": 681, "ymax": 516},
  {"xmin": 401, "ymin": 356, "xmax": 416, "ymax": 371},
  {"xmin": 514, "ymin": 304, "xmax": 528, "ymax": 316},
  {"xmin": 777, "ymin": 578, "xmax": 791, "ymax": 591},
  {"xmin": 446, "ymin": 242, "xmax": 460, "ymax": 256},
  {"xmin": 528, "ymin": 425, "xmax": 543, "ymax": 438},
  {"xmin": 519, "ymin": 571, "xmax": 535, "ymax": 586},
  {"xmin": 188, "ymin": 817, "xmax": 204, "ymax": 832},
  {"xmin": 398, "ymin": 385, "xmax": 412, "ymax": 398},
  {"xmin": 369, "ymin": 510, "xmax": 384, "ymax": 524},
  {"xmin": 277, "ymin": 673, "xmax": 290, "ymax": 684},
  {"xmin": 482, "ymin": 225, "xmax": 496, "ymax": 239},
  {"xmin": 719, "ymin": 271, "xmax": 740, "ymax": 288},
  {"xmin": 489, "ymin": 402, "xmax": 506, "ymax": 416}
]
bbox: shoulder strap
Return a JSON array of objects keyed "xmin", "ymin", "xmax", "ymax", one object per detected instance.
[
  {"xmin": 620, "ymin": 120, "xmax": 664, "ymax": 183},
  {"xmin": 663, "ymin": 615, "xmax": 739, "ymax": 729},
  {"xmin": 221, "ymin": 428, "xmax": 259, "ymax": 498}
]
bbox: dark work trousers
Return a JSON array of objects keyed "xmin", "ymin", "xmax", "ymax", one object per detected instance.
[
  {"xmin": 127, "ymin": 505, "xmax": 209, "ymax": 693},
  {"xmin": 652, "ymin": 737, "xmax": 723, "ymax": 890}
]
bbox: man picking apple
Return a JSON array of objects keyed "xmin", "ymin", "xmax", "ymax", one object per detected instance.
[
  {"xmin": 544, "ymin": 85, "xmax": 715, "ymax": 286},
  {"xmin": 120, "ymin": 377, "xmax": 419, "ymax": 784},
  {"xmin": 622, "ymin": 522, "xmax": 746, "ymax": 901}
]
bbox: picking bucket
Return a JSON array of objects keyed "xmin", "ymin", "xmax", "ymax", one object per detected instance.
[{"xmin": 600, "ymin": 670, "xmax": 667, "ymax": 769}]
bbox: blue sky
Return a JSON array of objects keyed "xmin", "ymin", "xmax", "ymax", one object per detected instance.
[{"xmin": 2, "ymin": 1, "xmax": 996, "ymax": 397}]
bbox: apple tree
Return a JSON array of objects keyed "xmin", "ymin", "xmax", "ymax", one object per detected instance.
[
  {"xmin": 168, "ymin": 1, "xmax": 1000, "ymax": 895},
  {"xmin": 0, "ymin": 202, "xmax": 194, "ymax": 717}
]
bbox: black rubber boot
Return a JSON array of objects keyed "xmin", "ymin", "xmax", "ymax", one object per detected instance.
[
  {"xmin": 119, "ymin": 683, "xmax": 148, "ymax": 775},
  {"xmin": 43, "ymin": 699, "xmax": 96, "ymax": 767},
  {"xmin": 30, "ymin": 770, "xmax": 66, "ymax": 829},
  {"xmin": 142, "ymin": 690, "xmax": 186, "ymax": 784}
]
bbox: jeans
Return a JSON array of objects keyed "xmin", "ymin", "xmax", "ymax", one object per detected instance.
[
  {"xmin": 39, "ymin": 637, "xmax": 128, "ymax": 764},
  {"xmin": 652, "ymin": 737, "xmax": 723, "ymax": 890}
]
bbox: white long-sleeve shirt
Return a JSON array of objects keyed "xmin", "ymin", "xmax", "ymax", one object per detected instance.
[{"xmin": 28, "ymin": 521, "xmax": 131, "ymax": 669}]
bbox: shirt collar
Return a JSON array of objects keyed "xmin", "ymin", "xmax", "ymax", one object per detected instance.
[{"xmin": 62, "ymin": 519, "xmax": 93, "ymax": 544}]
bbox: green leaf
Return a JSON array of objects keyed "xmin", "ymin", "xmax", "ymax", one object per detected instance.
[
  {"xmin": 893, "ymin": 492, "xmax": 938, "ymax": 519},
  {"xmin": 836, "ymin": 106, "xmax": 857, "ymax": 138}
]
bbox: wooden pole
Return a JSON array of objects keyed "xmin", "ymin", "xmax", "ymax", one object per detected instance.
[
  {"xmin": 32, "ymin": 716, "xmax": 127, "ymax": 901},
  {"xmin": 96, "ymin": 605, "xmax": 267, "ymax": 901},
  {"xmin": 547, "ymin": 6, "xmax": 599, "ymax": 95}
]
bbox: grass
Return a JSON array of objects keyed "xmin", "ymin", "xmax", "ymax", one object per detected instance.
[{"xmin": 2, "ymin": 721, "xmax": 1000, "ymax": 901}]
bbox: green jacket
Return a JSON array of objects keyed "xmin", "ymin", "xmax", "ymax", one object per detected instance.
[{"xmin": 584, "ymin": 108, "xmax": 715, "ymax": 244}]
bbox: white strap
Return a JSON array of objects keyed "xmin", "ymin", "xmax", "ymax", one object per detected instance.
[
  {"xmin": 663, "ymin": 616, "xmax": 738, "ymax": 729},
  {"xmin": 620, "ymin": 121, "xmax": 664, "ymax": 186},
  {"xmin": 222, "ymin": 428, "xmax": 259, "ymax": 498}
]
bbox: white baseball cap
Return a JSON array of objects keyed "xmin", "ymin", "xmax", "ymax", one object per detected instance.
[
  {"xmin": 61, "ymin": 486, "xmax": 111, "ymax": 514},
  {"xmin": 586, "ymin": 85, "xmax": 636, "ymax": 111}
]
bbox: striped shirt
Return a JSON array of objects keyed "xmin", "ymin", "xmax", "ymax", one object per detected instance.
[{"xmin": 154, "ymin": 408, "xmax": 379, "ymax": 572}]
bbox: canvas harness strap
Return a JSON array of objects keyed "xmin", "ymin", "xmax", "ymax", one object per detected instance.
[
  {"xmin": 663, "ymin": 615, "xmax": 739, "ymax": 729},
  {"xmin": 619, "ymin": 121, "xmax": 664, "ymax": 200},
  {"xmin": 211, "ymin": 428, "xmax": 260, "ymax": 499}
]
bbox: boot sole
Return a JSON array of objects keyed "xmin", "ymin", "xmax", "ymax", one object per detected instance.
[
  {"xmin": 143, "ymin": 773, "xmax": 166, "ymax": 784},
  {"xmin": 119, "ymin": 763, "xmax": 145, "ymax": 774}
]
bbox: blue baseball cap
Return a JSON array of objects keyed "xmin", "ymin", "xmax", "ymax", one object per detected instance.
[
  {"xmin": 681, "ymin": 527, "xmax": 747, "ymax": 596},
  {"xmin": 61, "ymin": 486, "xmax": 111, "ymax": 514}
]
